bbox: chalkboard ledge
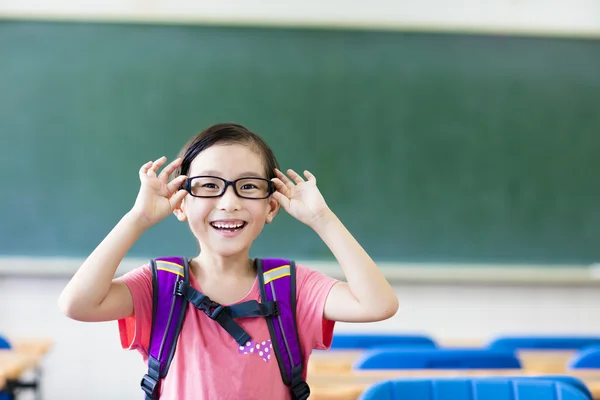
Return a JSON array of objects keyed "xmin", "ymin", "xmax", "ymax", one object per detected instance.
[{"xmin": 1, "ymin": 256, "xmax": 600, "ymax": 286}]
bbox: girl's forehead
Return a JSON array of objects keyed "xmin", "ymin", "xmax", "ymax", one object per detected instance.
[{"xmin": 188, "ymin": 144, "xmax": 266, "ymax": 176}]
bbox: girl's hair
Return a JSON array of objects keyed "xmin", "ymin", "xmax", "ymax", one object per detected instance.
[{"xmin": 173, "ymin": 123, "xmax": 280, "ymax": 180}]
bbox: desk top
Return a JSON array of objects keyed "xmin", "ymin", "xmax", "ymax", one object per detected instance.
[
  {"xmin": 0, "ymin": 350, "xmax": 36, "ymax": 380},
  {"xmin": 0, "ymin": 338, "xmax": 53, "ymax": 381},
  {"xmin": 0, "ymin": 372, "xmax": 5, "ymax": 390},
  {"xmin": 10, "ymin": 338, "xmax": 54, "ymax": 357}
]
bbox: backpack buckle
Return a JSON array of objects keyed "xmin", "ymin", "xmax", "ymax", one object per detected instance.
[
  {"xmin": 195, "ymin": 294, "xmax": 224, "ymax": 319},
  {"xmin": 140, "ymin": 374, "xmax": 159, "ymax": 398},
  {"xmin": 205, "ymin": 303, "xmax": 224, "ymax": 319},
  {"xmin": 291, "ymin": 380, "xmax": 310, "ymax": 400},
  {"xmin": 271, "ymin": 301, "xmax": 280, "ymax": 316},
  {"xmin": 175, "ymin": 280, "xmax": 185, "ymax": 296}
]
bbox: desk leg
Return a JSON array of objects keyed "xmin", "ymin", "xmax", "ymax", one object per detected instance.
[{"xmin": 35, "ymin": 366, "xmax": 43, "ymax": 400}]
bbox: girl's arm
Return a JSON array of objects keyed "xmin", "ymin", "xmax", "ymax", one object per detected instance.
[
  {"xmin": 58, "ymin": 157, "xmax": 188, "ymax": 322},
  {"xmin": 58, "ymin": 212, "xmax": 145, "ymax": 322},
  {"xmin": 271, "ymin": 169, "xmax": 399, "ymax": 323}
]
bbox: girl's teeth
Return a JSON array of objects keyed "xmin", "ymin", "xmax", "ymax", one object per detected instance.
[{"xmin": 212, "ymin": 222, "xmax": 244, "ymax": 229}]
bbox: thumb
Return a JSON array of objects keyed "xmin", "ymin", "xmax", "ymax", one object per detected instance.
[
  {"xmin": 169, "ymin": 189, "xmax": 188, "ymax": 210},
  {"xmin": 271, "ymin": 191, "xmax": 290, "ymax": 212}
]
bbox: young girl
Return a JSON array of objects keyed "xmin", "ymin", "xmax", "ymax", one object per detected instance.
[{"xmin": 58, "ymin": 123, "xmax": 398, "ymax": 399}]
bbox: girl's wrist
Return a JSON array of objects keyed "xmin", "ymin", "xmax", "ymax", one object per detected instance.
[
  {"xmin": 309, "ymin": 208, "xmax": 339, "ymax": 234},
  {"xmin": 124, "ymin": 210, "xmax": 153, "ymax": 232}
]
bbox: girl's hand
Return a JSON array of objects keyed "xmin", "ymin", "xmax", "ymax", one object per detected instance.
[
  {"xmin": 271, "ymin": 168, "xmax": 332, "ymax": 228},
  {"xmin": 129, "ymin": 157, "xmax": 188, "ymax": 228}
]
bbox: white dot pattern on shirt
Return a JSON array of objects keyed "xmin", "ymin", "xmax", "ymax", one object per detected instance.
[{"xmin": 237, "ymin": 339, "xmax": 273, "ymax": 363}]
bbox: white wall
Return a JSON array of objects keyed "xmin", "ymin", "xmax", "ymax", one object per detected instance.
[
  {"xmin": 1, "ymin": 273, "xmax": 600, "ymax": 400},
  {"xmin": 0, "ymin": 0, "xmax": 599, "ymax": 36}
]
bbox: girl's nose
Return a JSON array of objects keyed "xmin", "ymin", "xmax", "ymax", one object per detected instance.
[{"xmin": 216, "ymin": 185, "xmax": 242, "ymax": 211}]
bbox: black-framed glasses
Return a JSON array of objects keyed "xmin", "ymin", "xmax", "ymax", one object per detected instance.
[{"xmin": 182, "ymin": 176, "xmax": 275, "ymax": 199}]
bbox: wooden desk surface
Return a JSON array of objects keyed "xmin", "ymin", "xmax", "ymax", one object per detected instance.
[
  {"xmin": 10, "ymin": 338, "xmax": 54, "ymax": 358},
  {"xmin": 308, "ymin": 349, "xmax": 576, "ymax": 374},
  {"xmin": 518, "ymin": 350, "xmax": 575, "ymax": 373},
  {"xmin": 0, "ymin": 372, "xmax": 5, "ymax": 390},
  {"xmin": 307, "ymin": 369, "xmax": 600, "ymax": 400},
  {"xmin": 0, "ymin": 350, "xmax": 36, "ymax": 380}
]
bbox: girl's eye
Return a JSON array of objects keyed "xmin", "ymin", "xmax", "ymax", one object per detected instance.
[
  {"xmin": 203, "ymin": 183, "xmax": 219, "ymax": 189},
  {"xmin": 240, "ymin": 184, "xmax": 258, "ymax": 190}
]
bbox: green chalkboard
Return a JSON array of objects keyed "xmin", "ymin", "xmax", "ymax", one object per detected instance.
[{"xmin": 1, "ymin": 20, "xmax": 600, "ymax": 264}]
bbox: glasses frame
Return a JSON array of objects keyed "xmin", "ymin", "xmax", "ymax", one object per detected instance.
[{"xmin": 182, "ymin": 175, "xmax": 275, "ymax": 199}]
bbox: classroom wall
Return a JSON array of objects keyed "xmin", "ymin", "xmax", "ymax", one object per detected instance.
[
  {"xmin": 0, "ymin": 0, "xmax": 599, "ymax": 36},
  {"xmin": 1, "ymin": 274, "xmax": 600, "ymax": 400}
]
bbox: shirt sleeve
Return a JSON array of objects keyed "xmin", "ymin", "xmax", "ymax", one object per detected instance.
[
  {"xmin": 116, "ymin": 264, "xmax": 153, "ymax": 357},
  {"xmin": 294, "ymin": 264, "xmax": 340, "ymax": 350}
]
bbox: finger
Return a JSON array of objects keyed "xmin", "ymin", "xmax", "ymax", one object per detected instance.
[
  {"xmin": 271, "ymin": 191, "xmax": 290, "ymax": 211},
  {"xmin": 169, "ymin": 189, "xmax": 188, "ymax": 210},
  {"xmin": 287, "ymin": 169, "xmax": 305, "ymax": 184},
  {"xmin": 159, "ymin": 157, "xmax": 183, "ymax": 183},
  {"xmin": 147, "ymin": 156, "xmax": 167, "ymax": 177},
  {"xmin": 303, "ymin": 170, "xmax": 316, "ymax": 183},
  {"xmin": 274, "ymin": 168, "xmax": 295, "ymax": 189},
  {"xmin": 167, "ymin": 175, "xmax": 188, "ymax": 195},
  {"xmin": 139, "ymin": 161, "xmax": 153, "ymax": 178},
  {"xmin": 271, "ymin": 178, "xmax": 289, "ymax": 196}
]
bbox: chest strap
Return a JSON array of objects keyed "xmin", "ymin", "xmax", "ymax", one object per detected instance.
[{"xmin": 175, "ymin": 280, "xmax": 279, "ymax": 345}]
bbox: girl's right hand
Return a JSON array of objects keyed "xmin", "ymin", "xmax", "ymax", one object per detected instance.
[{"xmin": 129, "ymin": 156, "xmax": 188, "ymax": 228}]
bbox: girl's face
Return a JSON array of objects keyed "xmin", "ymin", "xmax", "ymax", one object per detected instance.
[{"xmin": 175, "ymin": 143, "xmax": 279, "ymax": 258}]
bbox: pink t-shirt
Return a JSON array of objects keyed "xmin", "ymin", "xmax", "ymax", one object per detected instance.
[{"xmin": 117, "ymin": 262, "xmax": 338, "ymax": 400}]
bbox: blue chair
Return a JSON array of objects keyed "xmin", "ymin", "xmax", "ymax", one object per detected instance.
[
  {"xmin": 487, "ymin": 336, "xmax": 600, "ymax": 351},
  {"xmin": 358, "ymin": 377, "xmax": 590, "ymax": 400},
  {"xmin": 0, "ymin": 335, "xmax": 14, "ymax": 400},
  {"xmin": 0, "ymin": 335, "xmax": 11, "ymax": 349},
  {"xmin": 482, "ymin": 376, "xmax": 592, "ymax": 400},
  {"xmin": 353, "ymin": 348, "xmax": 521, "ymax": 370},
  {"xmin": 568, "ymin": 346, "xmax": 600, "ymax": 369},
  {"xmin": 330, "ymin": 333, "xmax": 436, "ymax": 350}
]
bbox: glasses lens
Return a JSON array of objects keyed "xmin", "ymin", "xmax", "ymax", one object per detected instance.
[
  {"xmin": 235, "ymin": 178, "xmax": 271, "ymax": 199},
  {"xmin": 189, "ymin": 177, "xmax": 225, "ymax": 197}
]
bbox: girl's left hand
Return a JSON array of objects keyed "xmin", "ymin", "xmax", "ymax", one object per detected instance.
[{"xmin": 271, "ymin": 168, "xmax": 332, "ymax": 228}]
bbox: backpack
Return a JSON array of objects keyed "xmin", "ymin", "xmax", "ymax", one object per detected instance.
[{"xmin": 139, "ymin": 256, "xmax": 310, "ymax": 400}]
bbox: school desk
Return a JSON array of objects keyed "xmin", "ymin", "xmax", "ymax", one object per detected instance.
[
  {"xmin": 308, "ymin": 349, "xmax": 576, "ymax": 374},
  {"xmin": 307, "ymin": 369, "xmax": 600, "ymax": 400},
  {"xmin": 0, "ymin": 350, "xmax": 37, "ymax": 380},
  {"xmin": 5, "ymin": 339, "xmax": 52, "ymax": 399},
  {"xmin": 0, "ymin": 349, "xmax": 47, "ymax": 400},
  {"xmin": 308, "ymin": 338, "xmax": 481, "ymax": 374},
  {"xmin": 0, "ymin": 373, "xmax": 5, "ymax": 390},
  {"xmin": 10, "ymin": 338, "xmax": 53, "ymax": 358},
  {"xmin": 518, "ymin": 350, "xmax": 576, "ymax": 372}
]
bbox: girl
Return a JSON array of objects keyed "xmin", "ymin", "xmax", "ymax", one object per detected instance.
[{"xmin": 58, "ymin": 123, "xmax": 398, "ymax": 399}]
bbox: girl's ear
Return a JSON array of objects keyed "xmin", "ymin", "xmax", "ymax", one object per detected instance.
[
  {"xmin": 173, "ymin": 198, "xmax": 188, "ymax": 222},
  {"xmin": 265, "ymin": 196, "xmax": 280, "ymax": 224}
]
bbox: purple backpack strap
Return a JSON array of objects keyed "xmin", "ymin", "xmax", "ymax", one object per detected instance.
[
  {"xmin": 140, "ymin": 256, "xmax": 189, "ymax": 400},
  {"xmin": 257, "ymin": 258, "xmax": 310, "ymax": 400}
]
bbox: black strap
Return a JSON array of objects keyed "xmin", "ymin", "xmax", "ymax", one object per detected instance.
[
  {"xmin": 176, "ymin": 281, "xmax": 277, "ymax": 345},
  {"xmin": 228, "ymin": 300, "xmax": 279, "ymax": 318},
  {"xmin": 141, "ymin": 356, "xmax": 161, "ymax": 400},
  {"xmin": 289, "ymin": 364, "xmax": 310, "ymax": 400}
]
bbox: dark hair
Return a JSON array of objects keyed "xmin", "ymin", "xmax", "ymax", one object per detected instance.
[{"xmin": 173, "ymin": 123, "xmax": 279, "ymax": 180}]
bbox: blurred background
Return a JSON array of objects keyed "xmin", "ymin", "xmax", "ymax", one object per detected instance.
[{"xmin": 1, "ymin": 1, "xmax": 600, "ymax": 399}]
